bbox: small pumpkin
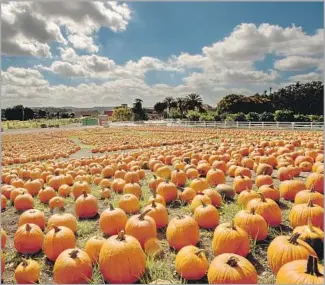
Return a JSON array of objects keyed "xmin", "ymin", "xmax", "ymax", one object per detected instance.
[
  {"xmin": 294, "ymin": 187, "xmax": 324, "ymax": 208},
  {"xmin": 14, "ymin": 223, "xmax": 43, "ymax": 254},
  {"xmin": 258, "ymin": 184, "xmax": 280, "ymax": 202},
  {"xmin": 215, "ymin": 184, "xmax": 235, "ymax": 199},
  {"xmin": 84, "ymin": 236, "xmax": 106, "ymax": 264},
  {"xmin": 125, "ymin": 209, "xmax": 157, "ymax": 248},
  {"xmin": 15, "ymin": 259, "xmax": 40, "ymax": 284},
  {"xmin": 279, "ymin": 180, "xmax": 306, "ymax": 201},
  {"xmin": 194, "ymin": 200, "xmax": 219, "ymax": 229},
  {"xmin": 99, "ymin": 203, "xmax": 128, "ymax": 236},
  {"xmin": 47, "ymin": 212, "xmax": 77, "ymax": 233},
  {"xmin": 233, "ymin": 208, "xmax": 268, "ymax": 241},
  {"xmin": 175, "ymin": 246, "xmax": 208, "ymax": 280},
  {"xmin": 118, "ymin": 193, "xmax": 140, "ymax": 214},
  {"xmin": 246, "ymin": 193, "xmax": 282, "ymax": 227},
  {"xmin": 237, "ymin": 188, "xmax": 260, "ymax": 207},
  {"xmin": 212, "ymin": 222, "xmax": 250, "ymax": 257},
  {"xmin": 293, "ymin": 219, "xmax": 324, "ymax": 259},
  {"xmin": 43, "ymin": 225, "xmax": 76, "ymax": 261},
  {"xmin": 144, "ymin": 237, "xmax": 162, "ymax": 257},
  {"xmin": 142, "ymin": 201, "xmax": 169, "ymax": 229},
  {"xmin": 289, "ymin": 200, "xmax": 324, "ymax": 230},
  {"xmin": 166, "ymin": 215, "xmax": 199, "ymax": 251},
  {"xmin": 18, "ymin": 209, "xmax": 46, "ymax": 230},
  {"xmin": 75, "ymin": 192, "xmax": 98, "ymax": 219}
]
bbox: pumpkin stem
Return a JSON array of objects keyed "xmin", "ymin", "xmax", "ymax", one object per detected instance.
[
  {"xmin": 176, "ymin": 214, "xmax": 184, "ymax": 219},
  {"xmin": 269, "ymin": 184, "xmax": 274, "ymax": 189},
  {"xmin": 230, "ymin": 220, "xmax": 236, "ymax": 230},
  {"xmin": 250, "ymin": 207, "xmax": 256, "ymax": 215},
  {"xmin": 82, "ymin": 191, "xmax": 88, "ymax": 198},
  {"xmin": 258, "ymin": 192, "xmax": 266, "ymax": 202},
  {"xmin": 139, "ymin": 209, "xmax": 151, "ymax": 220},
  {"xmin": 151, "ymin": 200, "xmax": 157, "ymax": 208},
  {"xmin": 310, "ymin": 185, "xmax": 315, "ymax": 193},
  {"xmin": 307, "ymin": 199, "xmax": 314, "ymax": 208},
  {"xmin": 239, "ymin": 173, "xmax": 245, "ymax": 179},
  {"xmin": 195, "ymin": 249, "xmax": 205, "ymax": 256},
  {"xmin": 152, "ymin": 189, "xmax": 157, "ymax": 198},
  {"xmin": 21, "ymin": 259, "xmax": 28, "ymax": 267},
  {"xmin": 69, "ymin": 249, "xmax": 79, "ymax": 259},
  {"xmin": 288, "ymin": 232, "xmax": 301, "ymax": 244},
  {"xmin": 306, "ymin": 255, "xmax": 323, "ymax": 277},
  {"xmin": 117, "ymin": 230, "xmax": 126, "ymax": 241},
  {"xmin": 307, "ymin": 217, "xmax": 314, "ymax": 231},
  {"xmin": 226, "ymin": 256, "xmax": 239, "ymax": 267},
  {"xmin": 25, "ymin": 223, "xmax": 31, "ymax": 232},
  {"xmin": 109, "ymin": 203, "xmax": 115, "ymax": 211},
  {"xmin": 201, "ymin": 200, "xmax": 207, "ymax": 207},
  {"xmin": 53, "ymin": 225, "xmax": 61, "ymax": 233}
]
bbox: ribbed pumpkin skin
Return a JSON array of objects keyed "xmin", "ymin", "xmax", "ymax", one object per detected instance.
[
  {"xmin": 175, "ymin": 246, "xmax": 208, "ymax": 280},
  {"xmin": 43, "ymin": 226, "xmax": 76, "ymax": 261},
  {"xmin": 289, "ymin": 203, "xmax": 324, "ymax": 230},
  {"xmin": 14, "ymin": 224, "xmax": 43, "ymax": 254},
  {"xmin": 125, "ymin": 210, "xmax": 157, "ymax": 248},
  {"xmin": 207, "ymin": 253, "xmax": 258, "ymax": 284},
  {"xmin": 85, "ymin": 236, "xmax": 106, "ymax": 264},
  {"xmin": 53, "ymin": 248, "xmax": 92, "ymax": 284},
  {"xmin": 233, "ymin": 210, "xmax": 268, "ymax": 241},
  {"xmin": 166, "ymin": 215, "xmax": 199, "ymax": 251},
  {"xmin": 267, "ymin": 234, "xmax": 317, "ymax": 274},
  {"xmin": 276, "ymin": 257, "xmax": 324, "ymax": 284},
  {"xmin": 15, "ymin": 259, "xmax": 40, "ymax": 284},
  {"xmin": 18, "ymin": 209, "xmax": 46, "ymax": 230},
  {"xmin": 47, "ymin": 213, "xmax": 77, "ymax": 233},
  {"xmin": 99, "ymin": 233, "xmax": 146, "ymax": 284},
  {"xmin": 99, "ymin": 204, "xmax": 128, "ymax": 236},
  {"xmin": 212, "ymin": 223, "xmax": 250, "ymax": 257}
]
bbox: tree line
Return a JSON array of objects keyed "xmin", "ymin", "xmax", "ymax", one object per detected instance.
[
  {"xmin": 1, "ymin": 105, "xmax": 75, "ymax": 121},
  {"xmin": 149, "ymin": 81, "xmax": 323, "ymax": 122}
]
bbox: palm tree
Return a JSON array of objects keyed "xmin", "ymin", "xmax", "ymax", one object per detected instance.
[
  {"xmin": 163, "ymin": 97, "xmax": 175, "ymax": 113},
  {"xmin": 176, "ymin": 97, "xmax": 187, "ymax": 118},
  {"xmin": 154, "ymin": 102, "xmax": 167, "ymax": 114},
  {"xmin": 185, "ymin": 93, "xmax": 203, "ymax": 111},
  {"xmin": 133, "ymin": 98, "xmax": 143, "ymax": 110}
]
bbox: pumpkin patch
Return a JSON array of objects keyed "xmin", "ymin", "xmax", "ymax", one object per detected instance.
[{"xmin": 1, "ymin": 127, "xmax": 324, "ymax": 284}]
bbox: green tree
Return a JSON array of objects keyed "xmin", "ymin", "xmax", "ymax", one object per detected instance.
[
  {"xmin": 294, "ymin": 114, "xmax": 310, "ymax": 122},
  {"xmin": 226, "ymin": 112, "xmax": 246, "ymax": 121},
  {"xmin": 168, "ymin": 108, "xmax": 182, "ymax": 119},
  {"xmin": 199, "ymin": 112, "xmax": 215, "ymax": 121},
  {"xmin": 274, "ymin": 110, "xmax": 294, "ymax": 122},
  {"xmin": 187, "ymin": 110, "xmax": 201, "ymax": 121},
  {"xmin": 246, "ymin": 112, "xmax": 260, "ymax": 121},
  {"xmin": 112, "ymin": 107, "xmax": 134, "ymax": 121},
  {"xmin": 186, "ymin": 93, "xmax": 203, "ymax": 111},
  {"xmin": 176, "ymin": 97, "xmax": 187, "ymax": 118},
  {"xmin": 132, "ymin": 98, "xmax": 148, "ymax": 121},
  {"xmin": 154, "ymin": 102, "xmax": 167, "ymax": 115},
  {"xmin": 259, "ymin": 112, "xmax": 274, "ymax": 122},
  {"xmin": 163, "ymin": 97, "xmax": 176, "ymax": 113}
]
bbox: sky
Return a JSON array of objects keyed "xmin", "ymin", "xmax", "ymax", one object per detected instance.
[{"xmin": 1, "ymin": 1, "xmax": 324, "ymax": 108}]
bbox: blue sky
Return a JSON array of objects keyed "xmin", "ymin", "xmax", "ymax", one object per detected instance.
[{"xmin": 1, "ymin": 1, "xmax": 324, "ymax": 107}]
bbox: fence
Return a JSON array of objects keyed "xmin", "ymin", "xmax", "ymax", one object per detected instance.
[{"xmin": 105, "ymin": 120, "xmax": 324, "ymax": 131}]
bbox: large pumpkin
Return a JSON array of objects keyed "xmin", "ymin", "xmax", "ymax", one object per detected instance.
[
  {"xmin": 99, "ymin": 231, "xmax": 146, "ymax": 283},
  {"xmin": 267, "ymin": 233, "xmax": 317, "ymax": 274},
  {"xmin": 276, "ymin": 255, "xmax": 324, "ymax": 284},
  {"xmin": 207, "ymin": 253, "xmax": 257, "ymax": 284},
  {"xmin": 53, "ymin": 248, "xmax": 92, "ymax": 284}
]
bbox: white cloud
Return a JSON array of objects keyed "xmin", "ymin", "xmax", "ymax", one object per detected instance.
[
  {"xmin": 289, "ymin": 72, "xmax": 323, "ymax": 83},
  {"xmin": 1, "ymin": 1, "xmax": 132, "ymax": 57},
  {"xmin": 274, "ymin": 56, "xmax": 321, "ymax": 71}
]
